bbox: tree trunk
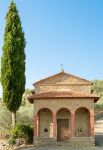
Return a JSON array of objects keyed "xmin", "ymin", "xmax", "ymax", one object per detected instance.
[{"xmin": 11, "ymin": 111, "xmax": 16, "ymax": 126}]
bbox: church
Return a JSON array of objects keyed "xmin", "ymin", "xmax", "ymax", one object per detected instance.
[{"xmin": 28, "ymin": 71, "xmax": 99, "ymax": 146}]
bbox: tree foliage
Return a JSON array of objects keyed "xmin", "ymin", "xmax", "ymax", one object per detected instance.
[
  {"xmin": 92, "ymin": 80, "xmax": 103, "ymax": 103},
  {"xmin": 0, "ymin": 100, "xmax": 11, "ymax": 132},
  {"xmin": 92, "ymin": 80, "xmax": 103, "ymax": 113},
  {"xmin": 0, "ymin": 89, "xmax": 34, "ymax": 133},
  {"xmin": 9, "ymin": 124, "xmax": 33, "ymax": 144},
  {"xmin": 1, "ymin": 1, "xmax": 25, "ymax": 115},
  {"xmin": 92, "ymin": 80, "xmax": 103, "ymax": 95},
  {"xmin": 21, "ymin": 88, "xmax": 31, "ymax": 106},
  {"xmin": 17, "ymin": 89, "xmax": 34, "ymax": 125}
]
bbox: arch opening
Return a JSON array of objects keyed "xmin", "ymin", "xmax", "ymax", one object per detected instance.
[
  {"xmin": 38, "ymin": 108, "xmax": 53, "ymax": 137},
  {"xmin": 75, "ymin": 107, "xmax": 90, "ymax": 137},
  {"xmin": 56, "ymin": 108, "xmax": 71, "ymax": 141}
]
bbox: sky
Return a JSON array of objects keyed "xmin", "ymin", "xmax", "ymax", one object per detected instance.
[{"xmin": 0, "ymin": 0, "xmax": 103, "ymax": 96}]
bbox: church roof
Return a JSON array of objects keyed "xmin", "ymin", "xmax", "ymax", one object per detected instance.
[
  {"xmin": 33, "ymin": 71, "xmax": 92, "ymax": 85},
  {"xmin": 28, "ymin": 90, "xmax": 99, "ymax": 103}
]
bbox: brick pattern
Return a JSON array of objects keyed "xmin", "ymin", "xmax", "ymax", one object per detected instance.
[
  {"xmin": 35, "ymin": 85, "xmax": 91, "ymax": 94},
  {"xmin": 34, "ymin": 72, "xmax": 92, "ymax": 94},
  {"xmin": 31, "ymin": 72, "xmax": 97, "ymax": 146},
  {"xmin": 34, "ymin": 98, "xmax": 94, "ymax": 115}
]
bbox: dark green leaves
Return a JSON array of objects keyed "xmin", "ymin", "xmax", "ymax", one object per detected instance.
[{"xmin": 1, "ymin": 1, "xmax": 26, "ymax": 112}]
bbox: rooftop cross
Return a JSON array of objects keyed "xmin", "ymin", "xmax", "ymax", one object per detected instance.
[{"xmin": 61, "ymin": 64, "xmax": 64, "ymax": 72}]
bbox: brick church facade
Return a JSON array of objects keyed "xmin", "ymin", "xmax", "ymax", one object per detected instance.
[{"xmin": 28, "ymin": 71, "xmax": 99, "ymax": 146}]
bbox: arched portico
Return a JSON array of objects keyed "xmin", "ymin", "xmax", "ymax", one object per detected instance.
[{"xmin": 34, "ymin": 106, "xmax": 94, "ymax": 141}]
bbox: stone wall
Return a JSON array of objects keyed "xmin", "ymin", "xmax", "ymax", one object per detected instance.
[
  {"xmin": 35, "ymin": 85, "xmax": 91, "ymax": 94},
  {"xmin": 34, "ymin": 137, "xmax": 95, "ymax": 146},
  {"xmin": 34, "ymin": 98, "xmax": 94, "ymax": 115},
  {"xmin": 60, "ymin": 137, "xmax": 95, "ymax": 146},
  {"xmin": 34, "ymin": 72, "xmax": 92, "ymax": 94},
  {"xmin": 57, "ymin": 109, "xmax": 70, "ymax": 120}
]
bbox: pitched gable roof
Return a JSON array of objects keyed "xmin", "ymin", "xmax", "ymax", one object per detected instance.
[{"xmin": 33, "ymin": 71, "xmax": 92, "ymax": 85}]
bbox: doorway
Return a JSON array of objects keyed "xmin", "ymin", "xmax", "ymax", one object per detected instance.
[{"xmin": 57, "ymin": 119, "xmax": 69, "ymax": 141}]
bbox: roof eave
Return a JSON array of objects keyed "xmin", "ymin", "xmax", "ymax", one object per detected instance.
[
  {"xmin": 94, "ymin": 96, "xmax": 100, "ymax": 103},
  {"xmin": 27, "ymin": 96, "xmax": 34, "ymax": 104},
  {"xmin": 27, "ymin": 96, "xmax": 100, "ymax": 103}
]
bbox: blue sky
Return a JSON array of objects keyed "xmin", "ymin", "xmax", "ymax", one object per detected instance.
[{"xmin": 0, "ymin": 0, "xmax": 103, "ymax": 95}]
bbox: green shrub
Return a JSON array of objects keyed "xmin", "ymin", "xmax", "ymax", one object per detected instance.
[
  {"xmin": 9, "ymin": 124, "xmax": 33, "ymax": 144},
  {"xmin": 8, "ymin": 137, "xmax": 16, "ymax": 145}
]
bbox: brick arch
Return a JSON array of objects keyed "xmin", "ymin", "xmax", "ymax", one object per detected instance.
[
  {"xmin": 75, "ymin": 107, "xmax": 90, "ymax": 114},
  {"xmin": 56, "ymin": 107, "xmax": 71, "ymax": 115},
  {"xmin": 36, "ymin": 107, "xmax": 53, "ymax": 116}
]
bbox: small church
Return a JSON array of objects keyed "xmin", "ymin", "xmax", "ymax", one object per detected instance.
[{"xmin": 28, "ymin": 71, "xmax": 99, "ymax": 146}]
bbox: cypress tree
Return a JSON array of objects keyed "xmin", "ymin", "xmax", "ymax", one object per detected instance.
[{"xmin": 1, "ymin": 0, "xmax": 26, "ymax": 126}]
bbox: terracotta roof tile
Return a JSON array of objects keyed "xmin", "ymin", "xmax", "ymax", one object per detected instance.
[{"xmin": 28, "ymin": 91, "xmax": 99, "ymax": 103}]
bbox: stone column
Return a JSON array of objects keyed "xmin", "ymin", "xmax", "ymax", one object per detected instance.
[
  {"xmin": 34, "ymin": 114, "xmax": 39, "ymax": 137},
  {"xmin": 71, "ymin": 111, "xmax": 75, "ymax": 137},
  {"xmin": 89, "ymin": 110, "xmax": 94, "ymax": 136},
  {"xmin": 53, "ymin": 112, "xmax": 57, "ymax": 138}
]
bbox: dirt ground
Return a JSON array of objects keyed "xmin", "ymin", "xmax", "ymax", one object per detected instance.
[{"xmin": 14, "ymin": 145, "xmax": 103, "ymax": 150}]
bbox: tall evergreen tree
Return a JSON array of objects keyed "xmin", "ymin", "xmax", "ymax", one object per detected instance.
[{"xmin": 1, "ymin": 0, "xmax": 26, "ymax": 126}]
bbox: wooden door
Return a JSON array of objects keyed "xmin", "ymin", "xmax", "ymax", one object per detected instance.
[{"xmin": 57, "ymin": 119, "xmax": 69, "ymax": 141}]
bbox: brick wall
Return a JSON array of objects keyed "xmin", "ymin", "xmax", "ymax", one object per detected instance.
[
  {"xmin": 35, "ymin": 85, "xmax": 91, "ymax": 94},
  {"xmin": 35, "ymin": 72, "xmax": 92, "ymax": 94},
  {"xmin": 34, "ymin": 98, "xmax": 94, "ymax": 115}
]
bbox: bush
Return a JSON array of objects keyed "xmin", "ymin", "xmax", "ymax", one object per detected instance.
[
  {"xmin": 9, "ymin": 124, "xmax": 33, "ymax": 144},
  {"xmin": 94, "ymin": 103, "xmax": 103, "ymax": 114},
  {"xmin": 17, "ymin": 105, "xmax": 34, "ymax": 126},
  {"xmin": 8, "ymin": 137, "xmax": 16, "ymax": 145}
]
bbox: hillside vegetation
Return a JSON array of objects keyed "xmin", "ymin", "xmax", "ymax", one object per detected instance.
[
  {"xmin": 92, "ymin": 80, "xmax": 103, "ymax": 113},
  {"xmin": 0, "ymin": 89, "xmax": 34, "ymax": 136}
]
